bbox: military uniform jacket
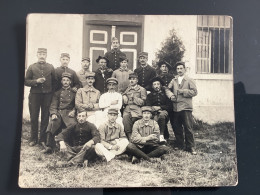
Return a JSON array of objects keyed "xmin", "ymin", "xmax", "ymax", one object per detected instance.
[
  {"xmin": 94, "ymin": 67, "xmax": 113, "ymax": 94},
  {"xmin": 159, "ymin": 73, "xmax": 175, "ymax": 111},
  {"xmin": 166, "ymin": 75, "xmax": 198, "ymax": 112},
  {"xmin": 55, "ymin": 66, "xmax": 81, "ymax": 91},
  {"xmin": 75, "ymin": 86, "xmax": 101, "ymax": 115},
  {"xmin": 105, "ymin": 49, "xmax": 126, "ymax": 70},
  {"xmin": 49, "ymin": 87, "xmax": 76, "ymax": 129},
  {"xmin": 76, "ymin": 69, "xmax": 90, "ymax": 87},
  {"xmin": 25, "ymin": 62, "xmax": 56, "ymax": 93},
  {"xmin": 123, "ymin": 85, "xmax": 147, "ymax": 118},
  {"xmin": 146, "ymin": 89, "xmax": 169, "ymax": 111},
  {"xmin": 55, "ymin": 121, "xmax": 101, "ymax": 147},
  {"xmin": 134, "ymin": 65, "xmax": 156, "ymax": 91}
]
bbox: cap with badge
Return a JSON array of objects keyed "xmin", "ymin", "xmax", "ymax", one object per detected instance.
[
  {"xmin": 128, "ymin": 73, "xmax": 138, "ymax": 79},
  {"xmin": 37, "ymin": 48, "xmax": 47, "ymax": 53},
  {"xmin": 141, "ymin": 106, "xmax": 152, "ymax": 113},
  {"xmin": 82, "ymin": 57, "xmax": 90, "ymax": 62},
  {"xmin": 106, "ymin": 78, "xmax": 118, "ymax": 84},
  {"xmin": 61, "ymin": 53, "xmax": 70, "ymax": 58},
  {"xmin": 108, "ymin": 108, "xmax": 119, "ymax": 115},
  {"xmin": 61, "ymin": 72, "xmax": 72, "ymax": 79},
  {"xmin": 85, "ymin": 72, "xmax": 95, "ymax": 78},
  {"xmin": 138, "ymin": 52, "xmax": 148, "ymax": 58}
]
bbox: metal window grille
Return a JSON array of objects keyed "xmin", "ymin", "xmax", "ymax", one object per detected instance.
[{"xmin": 196, "ymin": 16, "xmax": 232, "ymax": 74}]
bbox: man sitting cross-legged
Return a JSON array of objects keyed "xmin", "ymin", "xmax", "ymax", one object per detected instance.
[
  {"xmin": 55, "ymin": 111, "xmax": 101, "ymax": 167},
  {"xmin": 127, "ymin": 106, "xmax": 170, "ymax": 164},
  {"xmin": 95, "ymin": 109, "xmax": 129, "ymax": 162}
]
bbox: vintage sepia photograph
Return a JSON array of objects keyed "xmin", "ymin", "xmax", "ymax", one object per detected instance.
[{"xmin": 19, "ymin": 14, "xmax": 237, "ymax": 188}]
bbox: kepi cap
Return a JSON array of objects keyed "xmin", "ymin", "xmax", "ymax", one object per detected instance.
[
  {"xmin": 85, "ymin": 72, "xmax": 95, "ymax": 78},
  {"xmin": 128, "ymin": 73, "xmax": 138, "ymax": 79},
  {"xmin": 61, "ymin": 53, "xmax": 70, "ymax": 58},
  {"xmin": 82, "ymin": 57, "xmax": 90, "ymax": 62},
  {"xmin": 106, "ymin": 78, "xmax": 118, "ymax": 84},
  {"xmin": 176, "ymin": 61, "xmax": 185, "ymax": 66},
  {"xmin": 62, "ymin": 72, "xmax": 72, "ymax": 79},
  {"xmin": 138, "ymin": 52, "xmax": 148, "ymax": 58},
  {"xmin": 108, "ymin": 108, "xmax": 119, "ymax": 115},
  {"xmin": 141, "ymin": 106, "xmax": 152, "ymax": 113},
  {"xmin": 37, "ymin": 48, "xmax": 47, "ymax": 53}
]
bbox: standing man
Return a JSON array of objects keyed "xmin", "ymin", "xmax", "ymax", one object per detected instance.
[
  {"xmin": 55, "ymin": 53, "xmax": 81, "ymax": 92},
  {"xmin": 94, "ymin": 56, "xmax": 113, "ymax": 94},
  {"xmin": 105, "ymin": 37, "xmax": 126, "ymax": 71},
  {"xmin": 166, "ymin": 61, "xmax": 198, "ymax": 155},
  {"xmin": 55, "ymin": 111, "xmax": 101, "ymax": 167},
  {"xmin": 75, "ymin": 72, "xmax": 101, "ymax": 125},
  {"xmin": 122, "ymin": 73, "xmax": 147, "ymax": 139},
  {"xmin": 111, "ymin": 56, "xmax": 133, "ymax": 93},
  {"xmin": 24, "ymin": 48, "xmax": 56, "ymax": 146},
  {"xmin": 44, "ymin": 72, "xmax": 77, "ymax": 153},
  {"xmin": 95, "ymin": 109, "xmax": 129, "ymax": 162},
  {"xmin": 134, "ymin": 52, "xmax": 156, "ymax": 91},
  {"xmin": 127, "ymin": 106, "xmax": 170, "ymax": 164},
  {"xmin": 146, "ymin": 76, "xmax": 170, "ymax": 143},
  {"xmin": 76, "ymin": 57, "xmax": 91, "ymax": 87}
]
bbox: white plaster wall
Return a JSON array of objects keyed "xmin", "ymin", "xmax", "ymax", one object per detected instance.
[{"xmin": 23, "ymin": 14, "xmax": 84, "ymax": 120}]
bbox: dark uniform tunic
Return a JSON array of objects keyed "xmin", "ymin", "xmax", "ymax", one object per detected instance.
[
  {"xmin": 25, "ymin": 62, "xmax": 56, "ymax": 143},
  {"xmin": 134, "ymin": 65, "xmax": 156, "ymax": 91},
  {"xmin": 47, "ymin": 87, "xmax": 77, "ymax": 135},
  {"xmin": 55, "ymin": 66, "xmax": 81, "ymax": 91},
  {"xmin": 105, "ymin": 49, "xmax": 126, "ymax": 71},
  {"xmin": 94, "ymin": 67, "xmax": 113, "ymax": 94}
]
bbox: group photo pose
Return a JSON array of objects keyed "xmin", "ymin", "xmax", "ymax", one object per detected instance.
[{"xmin": 20, "ymin": 14, "xmax": 237, "ymax": 188}]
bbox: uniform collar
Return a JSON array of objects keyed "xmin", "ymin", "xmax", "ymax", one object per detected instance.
[
  {"xmin": 79, "ymin": 69, "xmax": 90, "ymax": 75},
  {"xmin": 111, "ymin": 49, "xmax": 120, "ymax": 54},
  {"xmin": 106, "ymin": 121, "xmax": 119, "ymax": 128},
  {"xmin": 139, "ymin": 119, "xmax": 153, "ymax": 127},
  {"xmin": 128, "ymin": 84, "xmax": 140, "ymax": 91},
  {"xmin": 82, "ymin": 85, "xmax": 96, "ymax": 92},
  {"xmin": 119, "ymin": 67, "xmax": 129, "ymax": 72}
]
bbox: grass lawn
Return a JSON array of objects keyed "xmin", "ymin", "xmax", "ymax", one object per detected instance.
[{"xmin": 18, "ymin": 119, "xmax": 237, "ymax": 188}]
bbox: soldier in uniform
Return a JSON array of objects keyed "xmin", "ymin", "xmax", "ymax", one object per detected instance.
[
  {"xmin": 55, "ymin": 111, "xmax": 101, "ymax": 167},
  {"xmin": 111, "ymin": 56, "xmax": 133, "ymax": 93},
  {"xmin": 134, "ymin": 52, "xmax": 156, "ymax": 91},
  {"xmin": 94, "ymin": 56, "xmax": 113, "ymax": 94},
  {"xmin": 24, "ymin": 48, "xmax": 56, "ymax": 147},
  {"xmin": 127, "ymin": 106, "xmax": 170, "ymax": 164},
  {"xmin": 95, "ymin": 109, "xmax": 129, "ymax": 162},
  {"xmin": 76, "ymin": 57, "xmax": 91, "ymax": 87},
  {"xmin": 44, "ymin": 72, "xmax": 77, "ymax": 153},
  {"xmin": 146, "ymin": 76, "xmax": 170, "ymax": 144},
  {"xmin": 75, "ymin": 72, "xmax": 101, "ymax": 125},
  {"xmin": 122, "ymin": 73, "xmax": 147, "ymax": 139},
  {"xmin": 55, "ymin": 53, "xmax": 81, "ymax": 92},
  {"xmin": 105, "ymin": 37, "xmax": 126, "ymax": 71},
  {"xmin": 166, "ymin": 61, "xmax": 198, "ymax": 155}
]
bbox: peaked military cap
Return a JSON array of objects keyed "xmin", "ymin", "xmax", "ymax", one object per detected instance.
[
  {"xmin": 61, "ymin": 53, "xmax": 70, "ymax": 58},
  {"xmin": 141, "ymin": 106, "xmax": 152, "ymax": 113},
  {"xmin": 111, "ymin": 37, "xmax": 119, "ymax": 42},
  {"xmin": 128, "ymin": 73, "xmax": 138, "ymax": 79},
  {"xmin": 61, "ymin": 72, "xmax": 72, "ymax": 79},
  {"xmin": 82, "ymin": 57, "xmax": 90, "ymax": 62},
  {"xmin": 85, "ymin": 72, "xmax": 95, "ymax": 78},
  {"xmin": 119, "ymin": 56, "xmax": 128, "ymax": 62},
  {"xmin": 37, "ymin": 48, "xmax": 47, "ymax": 53},
  {"xmin": 108, "ymin": 108, "xmax": 119, "ymax": 115},
  {"xmin": 106, "ymin": 78, "xmax": 118, "ymax": 84},
  {"xmin": 138, "ymin": 52, "xmax": 148, "ymax": 58}
]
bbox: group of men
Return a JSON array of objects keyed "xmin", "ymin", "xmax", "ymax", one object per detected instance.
[{"xmin": 24, "ymin": 37, "xmax": 198, "ymax": 167}]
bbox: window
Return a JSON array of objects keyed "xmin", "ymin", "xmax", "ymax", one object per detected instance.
[{"xmin": 196, "ymin": 16, "xmax": 232, "ymax": 74}]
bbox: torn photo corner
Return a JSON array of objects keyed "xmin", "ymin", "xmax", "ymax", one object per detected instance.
[{"xmin": 19, "ymin": 14, "xmax": 237, "ymax": 188}]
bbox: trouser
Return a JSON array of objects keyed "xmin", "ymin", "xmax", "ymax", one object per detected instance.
[
  {"xmin": 95, "ymin": 138, "xmax": 129, "ymax": 162},
  {"xmin": 168, "ymin": 109, "xmax": 175, "ymax": 139},
  {"xmin": 173, "ymin": 110, "xmax": 195, "ymax": 149},
  {"xmin": 123, "ymin": 113, "xmax": 140, "ymax": 139},
  {"xmin": 64, "ymin": 144, "xmax": 98, "ymax": 164},
  {"xmin": 126, "ymin": 143, "xmax": 170, "ymax": 160},
  {"xmin": 28, "ymin": 92, "xmax": 53, "ymax": 143},
  {"xmin": 154, "ymin": 111, "xmax": 169, "ymax": 138}
]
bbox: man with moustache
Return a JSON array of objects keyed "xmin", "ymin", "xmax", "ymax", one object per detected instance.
[
  {"xmin": 146, "ymin": 76, "xmax": 170, "ymax": 144},
  {"xmin": 122, "ymin": 73, "xmax": 147, "ymax": 139},
  {"xmin": 55, "ymin": 111, "xmax": 100, "ymax": 167},
  {"xmin": 134, "ymin": 52, "xmax": 156, "ymax": 91},
  {"xmin": 127, "ymin": 106, "xmax": 170, "ymax": 164},
  {"xmin": 94, "ymin": 56, "xmax": 113, "ymax": 94},
  {"xmin": 75, "ymin": 72, "xmax": 101, "ymax": 125},
  {"xmin": 55, "ymin": 53, "xmax": 81, "ymax": 92},
  {"xmin": 105, "ymin": 37, "xmax": 126, "ymax": 71},
  {"xmin": 166, "ymin": 61, "xmax": 198, "ymax": 155},
  {"xmin": 25, "ymin": 48, "xmax": 56, "ymax": 147},
  {"xmin": 96, "ymin": 78, "xmax": 123, "ymax": 128},
  {"xmin": 44, "ymin": 72, "xmax": 77, "ymax": 154},
  {"xmin": 77, "ymin": 57, "xmax": 91, "ymax": 87},
  {"xmin": 95, "ymin": 109, "xmax": 129, "ymax": 162}
]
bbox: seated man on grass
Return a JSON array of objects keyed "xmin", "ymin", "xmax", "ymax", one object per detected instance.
[
  {"xmin": 55, "ymin": 111, "xmax": 101, "ymax": 167},
  {"xmin": 127, "ymin": 106, "xmax": 170, "ymax": 164},
  {"xmin": 95, "ymin": 109, "xmax": 129, "ymax": 162}
]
